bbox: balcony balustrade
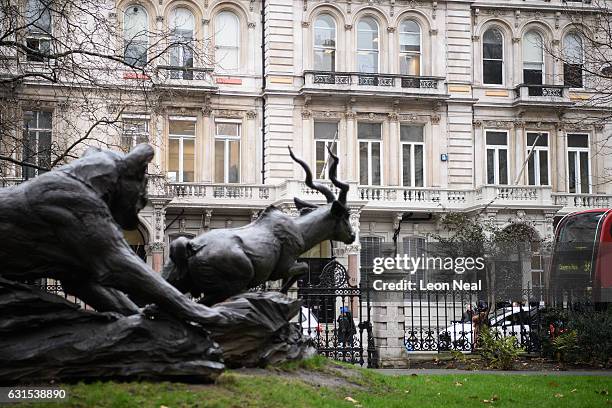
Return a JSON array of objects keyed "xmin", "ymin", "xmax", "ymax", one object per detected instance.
[
  {"xmin": 303, "ymin": 71, "xmax": 447, "ymax": 99},
  {"xmin": 514, "ymin": 84, "xmax": 572, "ymax": 107}
]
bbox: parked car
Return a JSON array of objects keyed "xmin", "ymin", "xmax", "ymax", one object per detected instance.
[
  {"xmin": 295, "ymin": 306, "xmax": 322, "ymax": 338},
  {"xmin": 439, "ymin": 306, "xmax": 542, "ymax": 351}
]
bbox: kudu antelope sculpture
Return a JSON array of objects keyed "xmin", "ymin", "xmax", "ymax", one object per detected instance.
[{"xmin": 163, "ymin": 146, "xmax": 355, "ymax": 306}]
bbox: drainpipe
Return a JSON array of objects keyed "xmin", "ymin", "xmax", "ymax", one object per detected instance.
[{"xmin": 260, "ymin": 0, "xmax": 266, "ymax": 184}]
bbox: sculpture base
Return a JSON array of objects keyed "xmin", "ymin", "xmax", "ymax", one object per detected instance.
[
  {"xmin": 0, "ymin": 279, "xmax": 314, "ymax": 383},
  {"xmin": 210, "ymin": 291, "xmax": 316, "ymax": 368}
]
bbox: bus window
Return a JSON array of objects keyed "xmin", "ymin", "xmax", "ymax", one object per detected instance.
[{"xmin": 552, "ymin": 211, "xmax": 605, "ymax": 292}]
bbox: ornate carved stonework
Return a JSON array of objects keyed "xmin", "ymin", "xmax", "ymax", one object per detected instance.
[
  {"xmin": 246, "ymin": 110, "xmax": 256, "ymax": 120},
  {"xmin": 344, "ymin": 111, "xmax": 356, "ymax": 119},
  {"xmin": 313, "ymin": 110, "xmax": 341, "ymax": 119},
  {"xmin": 202, "ymin": 19, "xmax": 210, "ymax": 25},
  {"xmin": 149, "ymin": 242, "xmax": 165, "ymax": 252},
  {"xmin": 214, "ymin": 110, "xmax": 243, "ymax": 119},
  {"xmin": 301, "ymin": 21, "xmax": 310, "ymax": 28},
  {"xmin": 512, "ymin": 37, "xmax": 521, "ymax": 44},
  {"xmin": 345, "ymin": 210, "xmax": 361, "ymax": 254},
  {"xmin": 248, "ymin": 22, "xmax": 256, "ymax": 29},
  {"xmin": 430, "ymin": 114, "xmax": 441, "ymax": 125},
  {"xmin": 595, "ymin": 123, "xmax": 605, "ymax": 131},
  {"xmin": 156, "ymin": 16, "xmax": 164, "ymax": 23},
  {"xmin": 473, "ymin": 120, "xmax": 483, "ymax": 128},
  {"xmin": 472, "ymin": 35, "xmax": 480, "ymax": 42},
  {"xmin": 345, "ymin": 24, "xmax": 353, "ymax": 31},
  {"xmin": 387, "ymin": 27, "xmax": 396, "ymax": 33},
  {"xmin": 301, "ymin": 109, "xmax": 312, "ymax": 119},
  {"xmin": 484, "ymin": 120, "xmax": 513, "ymax": 129},
  {"xmin": 513, "ymin": 120, "xmax": 525, "ymax": 129},
  {"xmin": 388, "ymin": 112, "xmax": 399, "ymax": 122}
]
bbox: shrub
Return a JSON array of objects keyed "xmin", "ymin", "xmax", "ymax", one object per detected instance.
[
  {"xmin": 551, "ymin": 330, "xmax": 579, "ymax": 364},
  {"xmin": 566, "ymin": 309, "xmax": 612, "ymax": 366},
  {"xmin": 478, "ymin": 327, "xmax": 524, "ymax": 370}
]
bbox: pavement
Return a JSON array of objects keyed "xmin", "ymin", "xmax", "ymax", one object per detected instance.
[{"xmin": 375, "ymin": 368, "xmax": 612, "ymax": 376}]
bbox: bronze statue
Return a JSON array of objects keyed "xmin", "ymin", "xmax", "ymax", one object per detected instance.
[
  {"xmin": 0, "ymin": 144, "xmax": 223, "ymax": 325},
  {"xmin": 164, "ymin": 146, "xmax": 355, "ymax": 305}
]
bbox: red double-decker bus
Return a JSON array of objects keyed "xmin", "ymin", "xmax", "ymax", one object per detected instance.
[{"xmin": 550, "ymin": 209, "xmax": 612, "ymax": 304}]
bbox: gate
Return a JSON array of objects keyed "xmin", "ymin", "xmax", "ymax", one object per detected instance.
[{"xmin": 297, "ymin": 259, "xmax": 375, "ymax": 367}]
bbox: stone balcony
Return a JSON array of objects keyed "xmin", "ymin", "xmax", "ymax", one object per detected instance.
[
  {"xmin": 513, "ymin": 84, "xmax": 573, "ymax": 108},
  {"xmin": 553, "ymin": 193, "xmax": 612, "ymax": 214},
  {"xmin": 152, "ymin": 178, "xmax": 591, "ymax": 213},
  {"xmin": 302, "ymin": 71, "xmax": 448, "ymax": 100},
  {"xmin": 155, "ymin": 66, "xmax": 216, "ymax": 90}
]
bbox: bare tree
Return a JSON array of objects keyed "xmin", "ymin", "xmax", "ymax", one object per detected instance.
[{"xmin": 0, "ymin": 0, "xmax": 211, "ymax": 181}]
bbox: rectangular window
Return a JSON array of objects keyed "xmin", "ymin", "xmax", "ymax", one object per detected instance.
[
  {"xmin": 526, "ymin": 132, "xmax": 549, "ymax": 186},
  {"xmin": 400, "ymin": 124, "xmax": 424, "ymax": 187},
  {"xmin": 121, "ymin": 117, "xmax": 149, "ymax": 153},
  {"xmin": 564, "ymin": 63, "xmax": 583, "ymax": 88},
  {"xmin": 22, "ymin": 110, "xmax": 52, "ymax": 179},
  {"xmin": 485, "ymin": 131, "xmax": 508, "ymax": 185},
  {"xmin": 215, "ymin": 121, "xmax": 240, "ymax": 183},
  {"xmin": 167, "ymin": 118, "xmax": 196, "ymax": 183},
  {"xmin": 314, "ymin": 121, "xmax": 338, "ymax": 179},
  {"xmin": 25, "ymin": 0, "xmax": 52, "ymax": 62},
  {"xmin": 567, "ymin": 133, "xmax": 590, "ymax": 194},
  {"xmin": 358, "ymin": 122, "xmax": 382, "ymax": 185}
]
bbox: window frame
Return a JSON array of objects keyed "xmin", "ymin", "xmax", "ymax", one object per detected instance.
[
  {"xmin": 214, "ymin": 119, "xmax": 241, "ymax": 184},
  {"xmin": 167, "ymin": 116, "xmax": 196, "ymax": 183},
  {"xmin": 566, "ymin": 133, "xmax": 591, "ymax": 194},
  {"xmin": 313, "ymin": 13, "xmax": 337, "ymax": 72},
  {"xmin": 485, "ymin": 129, "xmax": 509, "ymax": 185},
  {"xmin": 358, "ymin": 122, "xmax": 383, "ymax": 186},
  {"xmin": 123, "ymin": 4, "xmax": 149, "ymax": 67},
  {"xmin": 23, "ymin": 110, "xmax": 52, "ymax": 179},
  {"xmin": 356, "ymin": 16, "xmax": 380, "ymax": 74},
  {"xmin": 522, "ymin": 30, "xmax": 545, "ymax": 85},
  {"xmin": 482, "ymin": 27, "xmax": 505, "ymax": 86},
  {"xmin": 25, "ymin": 0, "xmax": 53, "ymax": 62},
  {"xmin": 169, "ymin": 7, "xmax": 196, "ymax": 77},
  {"xmin": 526, "ymin": 131, "xmax": 551, "ymax": 186},
  {"xmin": 398, "ymin": 19, "xmax": 422, "ymax": 76},
  {"xmin": 121, "ymin": 115, "xmax": 150, "ymax": 153},
  {"xmin": 214, "ymin": 10, "xmax": 240, "ymax": 72},
  {"xmin": 313, "ymin": 121, "xmax": 339, "ymax": 180},
  {"xmin": 400, "ymin": 124, "xmax": 425, "ymax": 188},
  {"xmin": 563, "ymin": 32, "xmax": 584, "ymax": 89}
]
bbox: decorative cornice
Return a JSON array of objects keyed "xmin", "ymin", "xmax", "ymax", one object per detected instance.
[{"xmin": 214, "ymin": 109, "xmax": 244, "ymax": 119}]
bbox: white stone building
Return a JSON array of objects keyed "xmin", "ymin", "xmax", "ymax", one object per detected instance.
[{"xmin": 3, "ymin": 0, "xmax": 612, "ymax": 363}]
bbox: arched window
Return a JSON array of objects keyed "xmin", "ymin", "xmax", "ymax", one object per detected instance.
[
  {"xmin": 482, "ymin": 28, "xmax": 503, "ymax": 85},
  {"xmin": 523, "ymin": 30, "xmax": 544, "ymax": 85},
  {"xmin": 169, "ymin": 8, "xmax": 195, "ymax": 79},
  {"xmin": 215, "ymin": 11, "xmax": 240, "ymax": 71},
  {"xmin": 25, "ymin": 0, "xmax": 52, "ymax": 61},
  {"xmin": 564, "ymin": 33, "xmax": 584, "ymax": 88},
  {"xmin": 399, "ymin": 20, "xmax": 421, "ymax": 76},
  {"xmin": 313, "ymin": 14, "xmax": 336, "ymax": 71},
  {"xmin": 123, "ymin": 5, "xmax": 149, "ymax": 67},
  {"xmin": 356, "ymin": 17, "xmax": 379, "ymax": 73}
]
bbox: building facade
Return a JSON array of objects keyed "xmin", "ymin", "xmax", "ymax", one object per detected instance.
[{"xmin": 3, "ymin": 0, "xmax": 612, "ymax": 363}]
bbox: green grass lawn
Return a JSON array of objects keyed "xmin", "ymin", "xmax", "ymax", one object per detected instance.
[{"xmin": 13, "ymin": 357, "xmax": 612, "ymax": 408}]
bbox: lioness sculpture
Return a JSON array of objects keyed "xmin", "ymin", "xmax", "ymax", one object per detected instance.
[
  {"xmin": 0, "ymin": 144, "xmax": 222, "ymax": 324},
  {"xmin": 164, "ymin": 146, "xmax": 355, "ymax": 306}
]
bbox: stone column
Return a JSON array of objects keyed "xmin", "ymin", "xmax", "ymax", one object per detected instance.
[
  {"xmin": 150, "ymin": 202, "xmax": 167, "ymax": 273},
  {"xmin": 201, "ymin": 106, "xmax": 212, "ymax": 182},
  {"xmin": 301, "ymin": 109, "xmax": 312, "ymax": 167},
  {"xmin": 345, "ymin": 209, "xmax": 361, "ymax": 287},
  {"xmin": 345, "ymin": 111, "xmax": 357, "ymax": 182},
  {"xmin": 245, "ymin": 110, "xmax": 257, "ymax": 184},
  {"xmin": 430, "ymin": 113, "xmax": 441, "ymax": 187},
  {"xmin": 388, "ymin": 112, "xmax": 399, "ymax": 186},
  {"xmin": 514, "ymin": 121, "xmax": 525, "ymax": 184},
  {"xmin": 473, "ymin": 120, "xmax": 484, "ymax": 186}
]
